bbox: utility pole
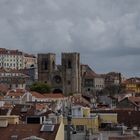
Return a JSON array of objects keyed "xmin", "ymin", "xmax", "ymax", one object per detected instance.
[{"xmin": 67, "ymin": 104, "xmax": 72, "ymax": 140}]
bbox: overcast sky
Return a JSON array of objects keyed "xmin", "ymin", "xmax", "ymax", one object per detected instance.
[{"xmin": 0, "ymin": 0, "xmax": 140, "ymax": 77}]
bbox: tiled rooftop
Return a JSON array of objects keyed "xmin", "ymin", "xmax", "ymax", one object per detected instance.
[
  {"xmin": 31, "ymin": 91, "xmax": 46, "ymax": 99},
  {"xmin": 43, "ymin": 93, "xmax": 64, "ymax": 99},
  {"xmin": 0, "ymin": 124, "xmax": 59, "ymax": 140}
]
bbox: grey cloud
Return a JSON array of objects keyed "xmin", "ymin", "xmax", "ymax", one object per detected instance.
[{"xmin": 0, "ymin": 0, "xmax": 140, "ymax": 76}]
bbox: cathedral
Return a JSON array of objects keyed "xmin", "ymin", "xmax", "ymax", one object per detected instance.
[{"xmin": 38, "ymin": 53, "xmax": 81, "ymax": 95}]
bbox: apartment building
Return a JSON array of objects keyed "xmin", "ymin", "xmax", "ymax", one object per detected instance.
[{"xmin": 0, "ymin": 48, "xmax": 37, "ymax": 69}]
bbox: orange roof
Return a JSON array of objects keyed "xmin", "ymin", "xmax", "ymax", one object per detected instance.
[
  {"xmin": 36, "ymin": 103, "xmax": 46, "ymax": 110},
  {"xmin": 7, "ymin": 92, "xmax": 23, "ymax": 97},
  {"xmin": 43, "ymin": 93, "xmax": 64, "ymax": 98},
  {"xmin": 70, "ymin": 95, "xmax": 90, "ymax": 107},
  {"xmin": 123, "ymin": 77, "xmax": 140, "ymax": 84},
  {"xmin": 7, "ymin": 89, "xmax": 26, "ymax": 97},
  {"xmin": 0, "ymin": 84, "xmax": 9, "ymax": 94},
  {"xmin": 31, "ymin": 91, "xmax": 45, "ymax": 98}
]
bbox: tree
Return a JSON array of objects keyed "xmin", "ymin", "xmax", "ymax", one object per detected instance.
[
  {"xmin": 98, "ymin": 84, "xmax": 125, "ymax": 96},
  {"xmin": 30, "ymin": 82, "xmax": 51, "ymax": 94}
]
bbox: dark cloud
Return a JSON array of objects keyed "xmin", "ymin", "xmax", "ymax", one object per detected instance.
[{"xmin": 0, "ymin": 0, "xmax": 140, "ymax": 77}]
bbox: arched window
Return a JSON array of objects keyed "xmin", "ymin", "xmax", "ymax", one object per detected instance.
[
  {"xmin": 52, "ymin": 61, "xmax": 55, "ymax": 70},
  {"xmin": 44, "ymin": 61, "xmax": 48, "ymax": 70},
  {"xmin": 68, "ymin": 60, "xmax": 72, "ymax": 68}
]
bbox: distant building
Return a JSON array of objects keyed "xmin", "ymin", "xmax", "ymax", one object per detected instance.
[
  {"xmin": 63, "ymin": 105, "xmax": 99, "ymax": 133},
  {"xmin": 38, "ymin": 53, "xmax": 81, "ymax": 95},
  {"xmin": 103, "ymin": 72, "xmax": 122, "ymax": 86},
  {"xmin": 116, "ymin": 96, "xmax": 140, "ymax": 111},
  {"xmin": 81, "ymin": 65, "xmax": 105, "ymax": 95},
  {"xmin": 38, "ymin": 53, "xmax": 125, "ymax": 96},
  {"xmin": 123, "ymin": 77, "xmax": 140, "ymax": 93},
  {"xmin": 20, "ymin": 67, "xmax": 38, "ymax": 84},
  {"xmin": 0, "ymin": 68, "xmax": 29, "ymax": 89},
  {"xmin": 0, "ymin": 48, "xmax": 37, "ymax": 70}
]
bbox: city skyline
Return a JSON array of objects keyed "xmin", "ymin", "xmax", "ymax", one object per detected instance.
[{"xmin": 0, "ymin": 0, "xmax": 140, "ymax": 77}]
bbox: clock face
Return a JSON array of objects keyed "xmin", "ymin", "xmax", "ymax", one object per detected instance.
[{"xmin": 54, "ymin": 75, "xmax": 62, "ymax": 84}]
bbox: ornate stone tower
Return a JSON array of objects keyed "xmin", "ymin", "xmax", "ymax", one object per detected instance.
[
  {"xmin": 62, "ymin": 52, "xmax": 81, "ymax": 95},
  {"xmin": 38, "ymin": 53, "xmax": 56, "ymax": 84}
]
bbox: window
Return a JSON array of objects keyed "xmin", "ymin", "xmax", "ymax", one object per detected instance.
[
  {"xmin": 44, "ymin": 61, "xmax": 48, "ymax": 70},
  {"xmin": 52, "ymin": 61, "xmax": 55, "ymax": 69},
  {"xmin": 53, "ymin": 75, "xmax": 62, "ymax": 84},
  {"xmin": 84, "ymin": 79, "xmax": 93, "ymax": 87},
  {"xmin": 68, "ymin": 80, "xmax": 71, "ymax": 85},
  {"xmin": 88, "ymin": 88, "xmax": 90, "ymax": 91},
  {"xmin": 68, "ymin": 60, "xmax": 72, "ymax": 68}
]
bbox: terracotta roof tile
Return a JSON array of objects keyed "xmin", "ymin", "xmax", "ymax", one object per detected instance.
[
  {"xmin": 0, "ymin": 84, "xmax": 9, "ymax": 94},
  {"xmin": 36, "ymin": 104, "xmax": 46, "ymax": 110},
  {"xmin": 0, "ymin": 124, "xmax": 59, "ymax": 140},
  {"xmin": 71, "ymin": 95, "xmax": 90, "ymax": 107},
  {"xmin": 43, "ymin": 93, "xmax": 64, "ymax": 98},
  {"xmin": 31, "ymin": 92, "xmax": 45, "ymax": 98},
  {"xmin": 11, "ymin": 104, "xmax": 35, "ymax": 121}
]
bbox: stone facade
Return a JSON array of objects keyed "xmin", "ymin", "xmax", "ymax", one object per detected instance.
[
  {"xmin": 62, "ymin": 53, "xmax": 81, "ymax": 95},
  {"xmin": 38, "ymin": 53, "xmax": 81, "ymax": 95},
  {"xmin": 81, "ymin": 65, "xmax": 105, "ymax": 95}
]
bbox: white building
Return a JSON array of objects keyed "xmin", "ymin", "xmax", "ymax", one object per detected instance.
[{"xmin": 0, "ymin": 48, "xmax": 37, "ymax": 70}]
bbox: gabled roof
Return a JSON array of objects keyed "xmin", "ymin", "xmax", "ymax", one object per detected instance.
[
  {"xmin": 83, "ymin": 71, "xmax": 102, "ymax": 79},
  {"xmin": 118, "ymin": 96, "xmax": 140, "ymax": 108},
  {"xmin": 31, "ymin": 92, "xmax": 45, "ymax": 99},
  {"xmin": 128, "ymin": 96, "xmax": 140, "ymax": 107},
  {"xmin": 70, "ymin": 94, "xmax": 91, "ymax": 107},
  {"xmin": 43, "ymin": 93, "xmax": 64, "ymax": 99},
  {"xmin": 6, "ymin": 89, "xmax": 26, "ymax": 97}
]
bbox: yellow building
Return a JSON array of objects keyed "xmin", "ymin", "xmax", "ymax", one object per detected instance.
[
  {"xmin": 55, "ymin": 121, "xmax": 64, "ymax": 140},
  {"xmin": 124, "ymin": 78, "xmax": 140, "ymax": 93},
  {"xmin": 63, "ymin": 105, "xmax": 99, "ymax": 133},
  {"xmin": 98, "ymin": 113, "xmax": 117, "ymax": 124},
  {"xmin": 63, "ymin": 116, "xmax": 99, "ymax": 133},
  {"xmin": 125, "ymin": 83, "xmax": 140, "ymax": 93},
  {"xmin": 63, "ymin": 105, "xmax": 118, "ymax": 133}
]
